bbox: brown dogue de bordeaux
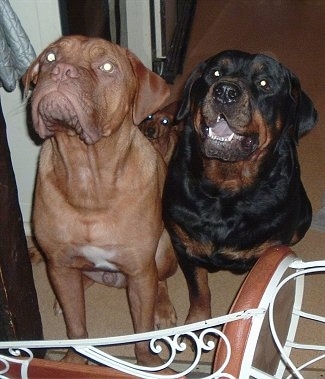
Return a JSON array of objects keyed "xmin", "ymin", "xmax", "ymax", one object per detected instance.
[{"xmin": 23, "ymin": 35, "xmax": 178, "ymax": 369}]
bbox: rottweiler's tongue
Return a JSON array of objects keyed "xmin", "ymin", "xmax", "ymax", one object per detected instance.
[{"xmin": 208, "ymin": 118, "xmax": 234, "ymax": 141}]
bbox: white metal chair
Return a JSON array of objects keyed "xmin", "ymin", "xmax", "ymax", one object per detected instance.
[
  {"xmin": 0, "ymin": 245, "xmax": 324, "ymax": 378},
  {"xmin": 214, "ymin": 245, "xmax": 325, "ymax": 378}
]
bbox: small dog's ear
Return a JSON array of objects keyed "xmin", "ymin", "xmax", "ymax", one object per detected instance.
[
  {"xmin": 126, "ymin": 49, "xmax": 170, "ymax": 125},
  {"xmin": 290, "ymin": 73, "xmax": 318, "ymax": 140},
  {"xmin": 177, "ymin": 61, "xmax": 207, "ymax": 120},
  {"xmin": 22, "ymin": 60, "xmax": 40, "ymax": 99},
  {"xmin": 162, "ymin": 101, "xmax": 181, "ymax": 119}
]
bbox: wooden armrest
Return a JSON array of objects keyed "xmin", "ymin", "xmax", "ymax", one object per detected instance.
[
  {"xmin": 213, "ymin": 245, "xmax": 296, "ymax": 377},
  {"xmin": 7, "ymin": 357, "xmax": 137, "ymax": 378}
]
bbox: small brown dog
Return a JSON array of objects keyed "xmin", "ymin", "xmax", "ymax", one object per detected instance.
[
  {"xmin": 23, "ymin": 35, "xmax": 177, "ymax": 368},
  {"xmin": 139, "ymin": 101, "xmax": 182, "ymax": 164}
]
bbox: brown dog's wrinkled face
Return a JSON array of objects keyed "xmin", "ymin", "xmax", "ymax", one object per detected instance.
[
  {"xmin": 23, "ymin": 35, "xmax": 170, "ymax": 144},
  {"xmin": 178, "ymin": 50, "xmax": 317, "ymax": 162}
]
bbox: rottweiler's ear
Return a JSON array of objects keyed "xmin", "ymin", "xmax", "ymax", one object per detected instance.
[
  {"xmin": 22, "ymin": 59, "xmax": 40, "ymax": 99},
  {"xmin": 126, "ymin": 49, "xmax": 170, "ymax": 125},
  {"xmin": 177, "ymin": 61, "xmax": 207, "ymax": 121},
  {"xmin": 290, "ymin": 73, "xmax": 318, "ymax": 140}
]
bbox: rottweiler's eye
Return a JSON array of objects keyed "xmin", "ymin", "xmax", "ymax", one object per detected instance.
[
  {"xmin": 214, "ymin": 70, "xmax": 221, "ymax": 77},
  {"xmin": 99, "ymin": 62, "xmax": 114, "ymax": 72},
  {"xmin": 161, "ymin": 118, "xmax": 169, "ymax": 126},
  {"xmin": 46, "ymin": 52, "xmax": 56, "ymax": 62},
  {"xmin": 259, "ymin": 79, "xmax": 271, "ymax": 90}
]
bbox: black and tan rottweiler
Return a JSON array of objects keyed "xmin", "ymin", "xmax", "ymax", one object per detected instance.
[{"xmin": 163, "ymin": 50, "xmax": 317, "ymax": 324}]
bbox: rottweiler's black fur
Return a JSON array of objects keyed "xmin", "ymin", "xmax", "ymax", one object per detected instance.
[{"xmin": 163, "ymin": 50, "xmax": 317, "ymax": 323}]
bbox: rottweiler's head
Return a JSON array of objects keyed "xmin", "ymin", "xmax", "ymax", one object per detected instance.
[{"xmin": 178, "ymin": 50, "xmax": 317, "ymax": 162}]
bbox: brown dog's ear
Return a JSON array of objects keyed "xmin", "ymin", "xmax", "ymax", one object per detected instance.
[
  {"xmin": 289, "ymin": 73, "xmax": 318, "ymax": 140},
  {"xmin": 22, "ymin": 59, "xmax": 40, "ymax": 98},
  {"xmin": 126, "ymin": 50, "xmax": 170, "ymax": 125}
]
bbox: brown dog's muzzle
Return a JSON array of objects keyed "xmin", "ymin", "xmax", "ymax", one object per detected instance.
[{"xmin": 199, "ymin": 80, "xmax": 259, "ymax": 161}]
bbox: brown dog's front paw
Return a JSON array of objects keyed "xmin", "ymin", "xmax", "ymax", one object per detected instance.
[
  {"xmin": 61, "ymin": 349, "xmax": 88, "ymax": 364},
  {"xmin": 135, "ymin": 343, "xmax": 185, "ymax": 378}
]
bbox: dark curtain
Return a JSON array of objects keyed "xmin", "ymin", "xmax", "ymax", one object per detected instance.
[{"xmin": 0, "ymin": 98, "xmax": 43, "ymax": 356}]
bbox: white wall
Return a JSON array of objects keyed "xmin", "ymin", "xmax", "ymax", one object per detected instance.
[
  {"xmin": 125, "ymin": 0, "xmax": 152, "ymax": 68},
  {"xmin": 1, "ymin": 0, "xmax": 62, "ymax": 234}
]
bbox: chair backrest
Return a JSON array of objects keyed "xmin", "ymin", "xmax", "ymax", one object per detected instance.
[{"xmin": 213, "ymin": 245, "xmax": 297, "ymax": 378}]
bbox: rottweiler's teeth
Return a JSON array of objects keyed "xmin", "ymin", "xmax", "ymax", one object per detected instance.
[
  {"xmin": 226, "ymin": 132, "xmax": 235, "ymax": 141},
  {"xmin": 208, "ymin": 127, "xmax": 214, "ymax": 138},
  {"xmin": 208, "ymin": 128, "xmax": 235, "ymax": 142},
  {"xmin": 215, "ymin": 133, "xmax": 234, "ymax": 141}
]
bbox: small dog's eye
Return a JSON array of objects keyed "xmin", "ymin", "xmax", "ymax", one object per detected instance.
[
  {"xmin": 214, "ymin": 70, "xmax": 221, "ymax": 77},
  {"xmin": 46, "ymin": 52, "xmax": 56, "ymax": 62},
  {"xmin": 161, "ymin": 118, "xmax": 169, "ymax": 126},
  {"xmin": 146, "ymin": 114, "xmax": 153, "ymax": 120},
  {"xmin": 99, "ymin": 62, "xmax": 114, "ymax": 72}
]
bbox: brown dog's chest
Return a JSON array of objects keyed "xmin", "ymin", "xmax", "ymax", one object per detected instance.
[{"xmin": 34, "ymin": 134, "xmax": 164, "ymax": 271}]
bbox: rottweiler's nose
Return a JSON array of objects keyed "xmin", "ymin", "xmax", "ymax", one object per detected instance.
[{"xmin": 214, "ymin": 82, "xmax": 241, "ymax": 104}]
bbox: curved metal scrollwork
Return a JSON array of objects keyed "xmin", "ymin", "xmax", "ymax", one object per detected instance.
[
  {"xmin": 0, "ymin": 309, "xmax": 261, "ymax": 378},
  {"xmin": 75, "ymin": 326, "xmax": 237, "ymax": 378},
  {"xmin": 0, "ymin": 348, "xmax": 33, "ymax": 379}
]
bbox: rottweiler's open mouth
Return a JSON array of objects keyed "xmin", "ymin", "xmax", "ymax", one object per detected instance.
[{"xmin": 201, "ymin": 114, "xmax": 259, "ymax": 161}]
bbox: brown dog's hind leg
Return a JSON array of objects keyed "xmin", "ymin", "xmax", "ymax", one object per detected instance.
[
  {"xmin": 154, "ymin": 229, "xmax": 178, "ymax": 329},
  {"xmin": 154, "ymin": 280, "xmax": 177, "ymax": 329}
]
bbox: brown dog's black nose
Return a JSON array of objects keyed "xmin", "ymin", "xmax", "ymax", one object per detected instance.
[{"xmin": 214, "ymin": 82, "xmax": 241, "ymax": 104}]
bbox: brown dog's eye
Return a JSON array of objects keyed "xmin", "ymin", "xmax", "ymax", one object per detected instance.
[
  {"xmin": 46, "ymin": 52, "xmax": 56, "ymax": 62},
  {"xmin": 99, "ymin": 62, "xmax": 114, "ymax": 73}
]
